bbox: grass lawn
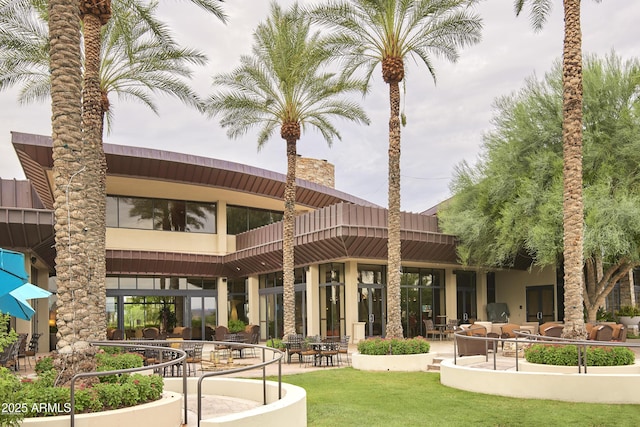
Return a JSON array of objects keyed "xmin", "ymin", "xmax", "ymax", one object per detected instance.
[{"xmin": 273, "ymin": 368, "xmax": 639, "ymax": 427}]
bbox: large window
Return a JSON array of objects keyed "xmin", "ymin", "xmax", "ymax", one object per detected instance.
[
  {"xmin": 401, "ymin": 268, "xmax": 445, "ymax": 338},
  {"xmin": 227, "ymin": 205, "xmax": 283, "ymax": 235},
  {"xmin": 259, "ymin": 268, "xmax": 307, "ymax": 338},
  {"xmin": 227, "ymin": 279, "xmax": 248, "ymax": 324},
  {"xmin": 107, "ymin": 196, "xmax": 216, "ymax": 233},
  {"xmin": 107, "ymin": 276, "xmax": 217, "ymax": 290}
]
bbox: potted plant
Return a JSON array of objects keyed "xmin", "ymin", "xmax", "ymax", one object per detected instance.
[
  {"xmin": 228, "ymin": 319, "xmax": 247, "ymax": 333},
  {"xmin": 615, "ymin": 305, "xmax": 640, "ymax": 327}
]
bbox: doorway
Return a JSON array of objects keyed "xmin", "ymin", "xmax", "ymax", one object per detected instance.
[
  {"xmin": 358, "ymin": 285, "xmax": 385, "ymax": 337},
  {"xmin": 456, "ymin": 271, "xmax": 477, "ymax": 323},
  {"xmin": 526, "ymin": 285, "xmax": 555, "ymax": 323}
]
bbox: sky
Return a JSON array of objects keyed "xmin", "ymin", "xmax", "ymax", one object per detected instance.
[{"xmin": 1, "ymin": 1, "xmax": 639, "ymax": 213}]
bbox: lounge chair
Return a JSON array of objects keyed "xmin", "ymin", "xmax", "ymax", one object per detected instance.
[
  {"xmin": 542, "ymin": 325, "xmax": 564, "ymax": 338},
  {"xmin": 456, "ymin": 325, "xmax": 498, "ymax": 356},
  {"xmin": 594, "ymin": 324, "xmax": 614, "ymax": 341}
]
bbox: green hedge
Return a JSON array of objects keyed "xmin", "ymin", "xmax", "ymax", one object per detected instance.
[
  {"xmin": 524, "ymin": 344, "xmax": 635, "ymax": 366},
  {"xmin": 357, "ymin": 337, "xmax": 430, "ymax": 355},
  {"xmin": 0, "ymin": 351, "xmax": 164, "ymax": 422}
]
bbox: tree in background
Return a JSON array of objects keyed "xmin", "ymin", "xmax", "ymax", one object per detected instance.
[
  {"xmin": 439, "ymin": 53, "xmax": 640, "ymax": 323},
  {"xmin": 514, "ymin": 0, "xmax": 603, "ymax": 338},
  {"xmin": 311, "ymin": 0, "xmax": 482, "ymax": 338},
  {"xmin": 206, "ymin": 2, "xmax": 369, "ymax": 337}
]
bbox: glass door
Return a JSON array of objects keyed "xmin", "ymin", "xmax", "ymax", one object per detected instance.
[
  {"xmin": 358, "ymin": 285, "xmax": 385, "ymax": 337},
  {"xmin": 456, "ymin": 271, "xmax": 477, "ymax": 324},
  {"xmin": 190, "ymin": 296, "xmax": 217, "ymax": 340},
  {"xmin": 526, "ymin": 285, "xmax": 555, "ymax": 323}
]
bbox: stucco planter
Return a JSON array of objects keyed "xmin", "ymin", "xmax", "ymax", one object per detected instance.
[
  {"xmin": 351, "ymin": 352, "xmax": 434, "ymax": 372},
  {"xmin": 617, "ymin": 316, "xmax": 640, "ymax": 327},
  {"xmin": 518, "ymin": 359, "xmax": 640, "ymax": 374},
  {"xmin": 20, "ymin": 392, "xmax": 182, "ymax": 427}
]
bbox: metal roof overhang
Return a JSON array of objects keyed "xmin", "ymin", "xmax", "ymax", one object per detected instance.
[
  {"xmin": 11, "ymin": 131, "xmax": 380, "ymax": 211},
  {"xmin": 0, "ymin": 207, "xmax": 56, "ymax": 269}
]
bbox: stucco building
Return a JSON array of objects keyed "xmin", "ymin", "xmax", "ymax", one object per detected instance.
[{"xmin": 6, "ymin": 131, "xmax": 625, "ymax": 348}]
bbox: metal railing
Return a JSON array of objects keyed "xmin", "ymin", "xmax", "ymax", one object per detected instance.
[
  {"xmin": 196, "ymin": 342, "xmax": 284, "ymax": 427},
  {"xmin": 453, "ymin": 330, "xmax": 640, "ymax": 373},
  {"xmin": 70, "ymin": 341, "xmax": 187, "ymax": 427},
  {"xmin": 63, "ymin": 340, "xmax": 285, "ymax": 427}
]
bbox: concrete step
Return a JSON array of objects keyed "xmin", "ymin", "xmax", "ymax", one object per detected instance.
[{"xmin": 427, "ymin": 357, "xmax": 445, "ymax": 372}]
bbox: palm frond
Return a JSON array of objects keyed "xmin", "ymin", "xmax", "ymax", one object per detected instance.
[{"xmin": 207, "ymin": 1, "xmax": 369, "ymax": 148}]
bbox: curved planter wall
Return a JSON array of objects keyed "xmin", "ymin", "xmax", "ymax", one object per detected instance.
[
  {"xmin": 351, "ymin": 352, "xmax": 435, "ymax": 372},
  {"xmin": 21, "ymin": 392, "xmax": 182, "ymax": 427},
  {"xmin": 164, "ymin": 377, "xmax": 307, "ymax": 427},
  {"xmin": 440, "ymin": 357, "xmax": 640, "ymax": 404}
]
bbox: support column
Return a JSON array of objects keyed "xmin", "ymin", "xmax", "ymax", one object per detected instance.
[
  {"xmin": 445, "ymin": 269, "xmax": 457, "ymax": 322},
  {"xmin": 246, "ymin": 276, "xmax": 259, "ymax": 326},
  {"xmin": 306, "ymin": 265, "xmax": 319, "ymax": 336},
  {"xmin": 344, "ymin": 261, "xmax": 359, "ymax": 339},
  {"xmin": 218, "ymin": 277, "xmax": 228, "ymax": 327}
]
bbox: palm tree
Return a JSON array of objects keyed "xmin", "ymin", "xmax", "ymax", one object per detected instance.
[
  {"xmin": 47, "ymin": 0, "xmax": 87, "ymax": 369},
  {"xmin": 3, "ymin": 0, "xmax": 224, "ymax": 361},
  {"xmin": 311, "ymin": 0, "xmax": 482, "ymax": 338},
  {"xmin": 206, "ymin": 1, "xmax": 369, "ymax": 337},
  {"xmin": 514, "ymin": 0, "xmax": 601, "ymax": 338}
]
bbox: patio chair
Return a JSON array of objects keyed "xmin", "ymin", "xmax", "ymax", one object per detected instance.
[
  {"xmin": 338, "ymin": 335, "xmax": 350, "ymax": 366},
  {"xmin": 24, "ymin": 333, "xmax": 41, "ymax": 368},
  {"xmin": 110, "ymin": 329, "xmax": 124, "ymax": 340},
  {"xmin": 442, "ymin": 319, "xmax": 460, "ymax": 340},
  {"xmin": 0, "ymin": 342, "xmax": 18, "ymax": 371},
  {"xmin": 300, "ymin": 338, "xmax": 319, "ymax": 367},
  {"xmin": 184, "ymin": 342, "xmax": 204, "ymax": 376},
  {"xmin": 16, "ymin": 333, "xmax": 28, "ymax": 371},
  {"xmin": 423, "ymin": 319, "xmax": 443, "ymax": 340},
  {"xmin": 215, "ymin": 325, "xmax": 230, "ymax": 356},
  {"xmin": 181, "ymin": 327, "xmax": 192, "ymax": 340},
  {"xmin": 319, "ymin": 339, "xmax": 339, "ymax": 366},
  {"xmin": 204, "ymin": 326, "xmax": 215, "ymax": 341},
  {"xmin": 243, "ymin": 325, "xmax": 260, "ymax": 358},
  {"xmin": 285, "ymin": 334, "xmax": 304, "ymax": 364},
  {"xmin": 143, "ymin": 327, "xmax": 159, "ymax": 339}
]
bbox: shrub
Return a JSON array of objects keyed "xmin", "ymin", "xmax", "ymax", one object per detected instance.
[
  {"xmin": 615, "ymin": 305, "xmax": 640, "ymax": 317},
  {"xmin": 93, "ymin": 383, "xmax": 126, "ymax": 409},
  {"xmin": 35, "ymin": 356, "xmax": 55, "ymax": 374},
  {"xmin": 96, "ymin": 352, "xmax": 144, "ymax": 383},
  {"xmin": 524, "ymin": 344, "xmax": 635, "ymax": 366},
  {"xmin": 357, "ymin": 337, "xmax": 430, "ymax": 355},
  {"xmin": 266, "ymin": 338, "xmax": 285, "ymax": 350},
  {"xmin": 125, "ymin": 374, "xmax": 163, "ymax": 401},
  {"xmin": 228, "ymin": 319, "xmax": 247, "ymax": 333},
  {"xmin": 0, "ymin": 367, "xmax": 23, "ymax": 426},
  {"xmin": 5, "ymin": 348, "xmax": 164, "ymax": 419}
]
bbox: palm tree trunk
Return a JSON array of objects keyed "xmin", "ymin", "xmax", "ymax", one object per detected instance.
[
  {"xmin": 282, "ymin": 138, "xmax": 297, "ymax": 337},
  {"xmin": 386, "ymin": 79, "xmax": 403, "ymax": 339},
  {"xmin": 561, "ymin": 0, "xmax": 586, "ymax": 338},
  {"xmin": 48, "ymin": 0, "xmax": 90, "ymax": 361},
  {"xmin": 81, "ymin": 10, "xmax": 109, "ymax": 341}
]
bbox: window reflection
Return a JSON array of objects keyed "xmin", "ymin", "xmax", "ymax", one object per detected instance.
[
  {"xmin": 106, "ymin": 195, "xmax": 216, "ymax": 233},
  {"xmin": 227, "ymin": 205, "xmax": 283, "ymax": 235}
]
